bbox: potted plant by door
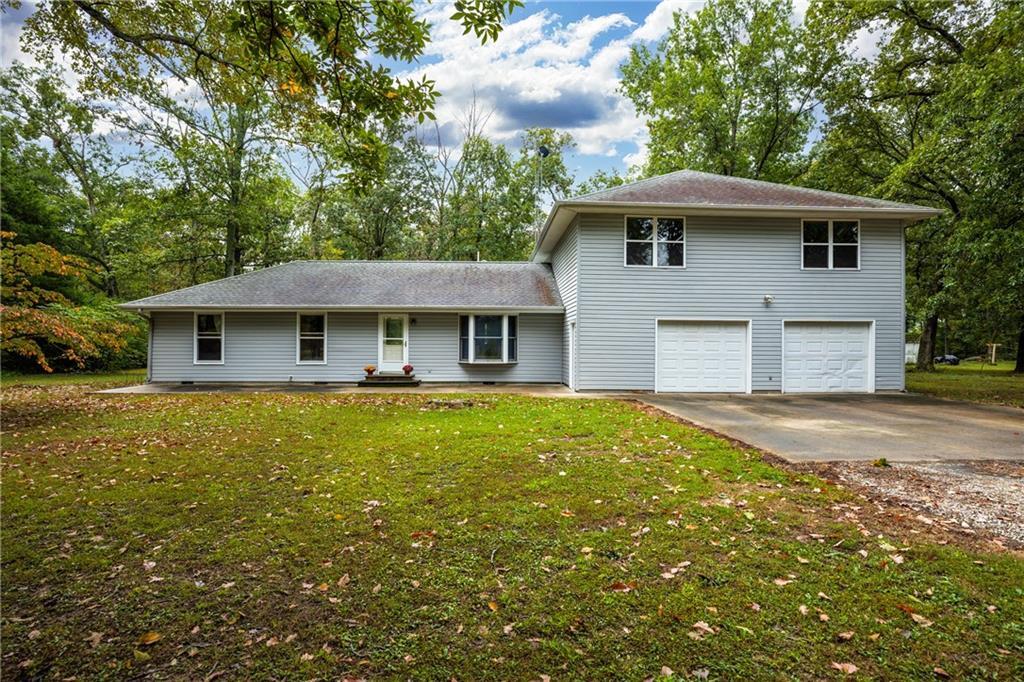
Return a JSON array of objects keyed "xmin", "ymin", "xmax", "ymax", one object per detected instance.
[
  {"xmin": 402, "ymin": 363, "xmax": 414, "ymax": 376},
  {"xmin": 363, "ymin": 364, "xmax": 377, "ymax": 378}
]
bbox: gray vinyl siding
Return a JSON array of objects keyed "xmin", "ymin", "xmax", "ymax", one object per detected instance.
[
  {"xmin": 551, "ymin": 218, "xmax": 579, "ymax": 386},
  {"xmin": 575, "ymin": 214, "xmax": 905, "ymax": 392},
  {"xmin": 149, "ymin": 311, "xmax": 561, "ymax": 383}
]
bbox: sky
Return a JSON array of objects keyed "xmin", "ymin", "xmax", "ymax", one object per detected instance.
[{"xmin": 0, "ymin": 0, "xmax": 842, "ymax": 185}]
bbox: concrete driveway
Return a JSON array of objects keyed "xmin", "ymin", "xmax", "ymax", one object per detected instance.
[{"xmin": 639, "ymin": 393, "xmax": 1023, "ymax": 462}]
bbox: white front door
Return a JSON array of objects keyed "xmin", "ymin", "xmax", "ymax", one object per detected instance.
[
  {"xmin": 784, "ymin": 321, "xmax": 872, "ymax": 393},
  {"xmin": 656, "ymin": 321, "xmax": 749, "ymax": 393},
  {"xmin": 378, "ymin": 314, "xmax": 408, "ymax": 373}
]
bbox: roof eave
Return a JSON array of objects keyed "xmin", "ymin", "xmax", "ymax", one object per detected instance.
[
  {"xmin": 532, "ymin": 201, "xmax": 943, "ymax": 261},
  {"xmin": 119, "ymin": 304, "xmax": 565, "ymax": 313}
]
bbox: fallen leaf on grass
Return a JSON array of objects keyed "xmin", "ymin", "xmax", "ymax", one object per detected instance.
[
  {"xmin": 749, "ymin": 602, "xmax": 761, "ymax": 612},
  {"xmin": 660, "ymin": 666, "xmax": 674, "ymax": 677},
  {"xmin": 138, "ymin": 631, "xmax": 161, "ymax": 646},
  {"xmin": 773, "ymin": 578, "xmax": 793, "ymax": 586},
  {"xmin": 607, "ymin": 581, "xmax": 637, "ymax": 593},
  {"xmin": 300, "ymin": 653, "xmax": 315, "ymax": 662},
  {"xmin": 934, "ymin": 667, "xmax": 950, "ymax": 678},
  {"xmin": 831, "ymin": 662, "xmax": 858, "ymax": 674},
  {"xmin": 837, "ymin": 631, "xmax": 854, "ymax": 641},
  {"xmin": 28, "ymin": 630, "xmax": 41, "ymax": 640},
  {"xmin": 488, "ymin": 601, "xmax": 500, "ymax": 612},
  {"xmin": 910, "ymin": 613, "xmax": 933, "ymax": 627},
  {"xmin": 799, "ymin": 605, "xmax": 809, "ymax": 616},
  {"xmin": 85, "ymin": 631, "xmax": 103, "ymax": 647}
]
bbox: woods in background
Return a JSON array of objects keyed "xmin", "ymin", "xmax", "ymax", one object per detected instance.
[{"xmin": 1, "ymin": 0, "xmax": 1021, "ymax": 372}]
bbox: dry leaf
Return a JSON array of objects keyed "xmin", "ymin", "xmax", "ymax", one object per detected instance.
[
  {"xmin": 661, "ymin": 666, "xmax": 674, "ymax": 677},
  {"xmin": 819, "ymin": 612, "xmax": 830, "ymax": 622},
  {"xmin": 910, "ymin": 613, "xmax": 933, "ymax": 627},
  {"xmin": 837, "ymin": 631, "xmax": 854, "ymax": 641},
  {"xmin": 749, "ymin": 603, "xmax": 761, "ymax": 612},
  {"xmin": 488, "ymin": 601, "xmax": 499, "ymax": 612},
  {"xmin": 138, "ymin": 631, "xmax": 162, "ymax": 646},
  {"xmin": 796, "ymin": 556, "xmax": 810, "ymax": 564},
  {"xmin": 773, "ymin": 578, "xmax": 793, "ymax": 586},
  {"xmin": 337, "ymin": 574, "xmax": 350, "ymax": 587},
  {"xmin": 799, "ymin": 605, "xmax": 809, "ymax": 616},
  {"xmin": 933, "ymin": 667, "xmax": 950, "ymax": 678},
  {"xmin": 300, "ymin": 653, "xmax": 315, "ymax": 662},
  {"xmin": 606, "ymin": 581, "xmax": 637, "ymax": 593},
  {"xmin": 85, "ymin": 631, "xmax": 103, "ymax": 648},
  {"xmin": 831, "ymin": 662, "xmax": 858, "ymax": 674}
]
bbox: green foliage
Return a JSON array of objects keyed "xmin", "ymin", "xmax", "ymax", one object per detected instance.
[
  {"xmin": 804, "ymin": 0, "xmax": 1024, "ymax": 369},
  {"xmin": 621, "ymin": 0, "xmax": 824, "ymax": 181}
]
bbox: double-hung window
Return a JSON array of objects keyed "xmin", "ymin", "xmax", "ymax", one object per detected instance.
[
  {"xmin": 459, "ymin": 314, "xmax": 518, "ymax": 363},
  {"xmin": 194, "ymin": 312, "xmax": 224, "ymax": 364},
  {"xmin": 625, "ymin": 216, "xmax": 685, "ymax": 267},
  {"xmin": 296, "ymin": 313, "xmax": 327, "ymax": 364},
  {"xmin": 802, "ymin": 220, "xmax": 859, "ymax": 269}
]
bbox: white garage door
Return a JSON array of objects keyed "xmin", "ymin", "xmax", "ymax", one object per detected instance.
[
  {"xmin": 657, "ymin": 321, "xmax": 749, "ymax": 393},
  {"xmin": 784, "ymin": 322, "xmax": 872, "ymax": 393}
]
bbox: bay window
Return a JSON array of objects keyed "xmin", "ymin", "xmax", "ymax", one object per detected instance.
[{"xmin": 459, "ymin": 314, "xmax": 518, "ymax": 363}]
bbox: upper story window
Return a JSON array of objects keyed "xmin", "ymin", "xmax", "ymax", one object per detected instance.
[
  {"xmin": 194, "ymin": 312, "xmax": 224, "ymax": 364},
  {"xmin": 625, "ymin": 216, "xmax": 685, "ymax": 267},
  {"xmin": 802, "ymin": 220, "xmax": 859, "ymax": 269},
  {"xmin": 459, "ymin": 314, "xmax": 518, "ymax": 363},
  {"xmin": 296, "ymin": 313, "xmax": 327, "ymax": 364}
]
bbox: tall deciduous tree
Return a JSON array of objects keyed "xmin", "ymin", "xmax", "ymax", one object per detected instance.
[
  {"xmin": 805, "ymin": 0, "xmax": 1024, "ymax": 370},
  {"xmin": 621, "ymin": 0, "xmax": 828, "ymax": 181}
]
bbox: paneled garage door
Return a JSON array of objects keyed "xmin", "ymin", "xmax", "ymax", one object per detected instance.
[
  {"xmin": 784, "ymin": 322, "xmax": 872, "ymax": 393},
  {"xmin": 656, "ymin": 321, "xmax": 749, "ymax": 393}
]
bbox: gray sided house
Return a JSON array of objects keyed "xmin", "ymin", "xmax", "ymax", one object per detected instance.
[{"xmin": 124, "ymin": 170, "xmax": 941, "ymax": 393}]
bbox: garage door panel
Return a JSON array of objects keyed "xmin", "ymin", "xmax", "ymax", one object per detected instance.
[
  {"xmin": 657, "ymin": 321, "xmax": 748, "ymax": 393},
  {"xmin": 784, "ymin": 322, "xmax": 871, "ymax": 393}
]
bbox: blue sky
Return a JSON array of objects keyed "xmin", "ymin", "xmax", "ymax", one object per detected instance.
[{"xmin": 1, "ymin": 1, "xmax": 711, "ymax": 184}]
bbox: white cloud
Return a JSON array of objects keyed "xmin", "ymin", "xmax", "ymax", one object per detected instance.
[{"xmin": 403, "ymin": 0, "xmax": 702, "ymax": 168}]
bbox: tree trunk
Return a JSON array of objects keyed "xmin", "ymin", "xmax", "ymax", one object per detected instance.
[
  {"xmin": 1015, "ymin": 325, "xmax": 1024, "ymax": 373},
  {"xmin": 916, "ymin": 314, "xmax": 939, "ymax": 370}
]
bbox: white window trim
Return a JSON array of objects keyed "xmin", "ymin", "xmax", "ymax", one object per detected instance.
[
  {"xmin": 624, "ymin": 215, "xmax": 686, "ymax": 268},
  {"xmin": 295, "ymin": 312, "xmax": 328, "ymax": 365},
  {"xmin": 801, "ymin": 219, "xmax": 860, "ymax": 270},
  {"xmin": 193, "ymin": 311, "xmax": 224, "ymax": 365},
  {"xmin": 458, "ymin": 313, "xmax": 518, "ymax": 364}
]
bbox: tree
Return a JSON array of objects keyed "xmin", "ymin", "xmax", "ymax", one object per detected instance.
[
  {"xmin": 0, "ymin": 231, "xmax": 137, "ymax": 372},
  {"xmin": 21, "ymin": 0, "xmax": 521, "ymax": 185},
  {"xmin": 621, "ymin": 0, "xmax": 827, "ymax": 181},
  {"xmin": 805, "ymin": 0, "xmax": 1024, "ymax": 370},
  {"xmin": 1, "ymin": 63, "xmax": 136, "ymax": 296}
]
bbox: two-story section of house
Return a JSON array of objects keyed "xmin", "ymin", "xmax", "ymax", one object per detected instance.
[
  {"xmin": 123, "ymin": 170, "xmax": 941, "ymax": 392},
  {"xmin": 534, "ymin": 170, "xmax": 941, "ymax": 393}
]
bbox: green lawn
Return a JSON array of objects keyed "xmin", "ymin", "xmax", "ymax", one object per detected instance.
[
  {"xmin": 906, "ymin": 361, "xmax": 1024, "ymax": 408},
  {"xmin": 2, "ymin": 382, "xmax": 1022, "ymax": 680}
]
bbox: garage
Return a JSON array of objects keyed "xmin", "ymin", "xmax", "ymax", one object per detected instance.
[
  {"xmin": 656, "ymin": 321, "xmax": 749, "ymax": 393},
  {"xmin": 783, "ymin": 321, "xmax": 873, "ymax": 393}
]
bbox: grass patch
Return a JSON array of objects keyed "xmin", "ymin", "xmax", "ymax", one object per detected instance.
[
  {"xmin": 2, "ymin": 382, "xmax": 1022, "ymax": 679},
  {"xmin": 2, "ymin": 368, "xmax": 145, "ymax": 387},
  {"xmin": 906, "ymin": 361, "xmax": 1024, "ymax": 408}
]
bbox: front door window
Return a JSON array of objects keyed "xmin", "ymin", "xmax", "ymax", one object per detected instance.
[{"xmin": 380, "ymin": 315, "xmax": 407, "ymax": 371}]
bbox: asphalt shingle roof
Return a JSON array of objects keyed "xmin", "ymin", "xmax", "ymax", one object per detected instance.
[
  {"xmin": 571, "ymin": 169, "xmax": 936, "ymax": 210},
  {"xmin": 121, "ymin": 261, "xmax": 563, "ymax": 310}
]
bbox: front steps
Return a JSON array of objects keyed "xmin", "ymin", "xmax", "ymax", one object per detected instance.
[{"xmin": 357, "ymin": 374, "xmax": 421, "ymax": 387}]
